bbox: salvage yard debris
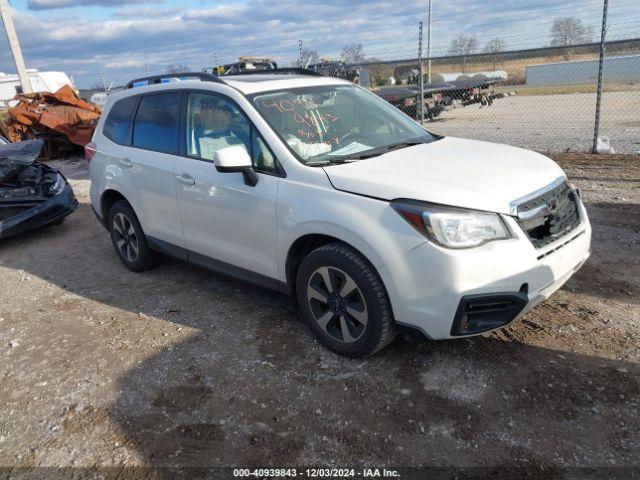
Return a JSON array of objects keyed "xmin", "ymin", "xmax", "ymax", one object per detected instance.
[
  {"xmin": 0, "ymin": 139, "xmax": 78, "ymax": 239},
  {"xmin": 0, "ymin": 85, "xmax": 101, "ymax": 159}
]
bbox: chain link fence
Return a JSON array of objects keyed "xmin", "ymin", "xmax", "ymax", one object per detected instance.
[
  {"xmin": 86, "ymin": 0, "xmax": 639, "ymax": 156},
  {"xmin": 312, "ymin": 38, "xmax": 640, "ymax": 154}
]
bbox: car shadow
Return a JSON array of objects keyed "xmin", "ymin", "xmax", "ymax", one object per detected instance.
[
  {"xmin": 568, "ymin": 202, "xmax": 640, "ymax": 306},
  {"xmin": 0, "ymin": 190, "xmax": 638, "ymax": 472},
  {"xmin": 106, "ymin": 326, "xmax": 640, "ymax": 472}
]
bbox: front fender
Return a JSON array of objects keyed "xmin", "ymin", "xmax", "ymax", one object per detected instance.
[{"xmin": 277, "ymin": 181, "xmax": 426, "ymax": 282}]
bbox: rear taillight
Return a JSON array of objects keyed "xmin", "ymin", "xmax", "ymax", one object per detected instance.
[{"xmin": 84, "ymin": 142, "xmax": 96, "ymax": 162}]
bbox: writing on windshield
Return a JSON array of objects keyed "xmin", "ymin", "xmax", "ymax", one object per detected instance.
[
  {"xmin": 251, "ymin": 85, "xmax": 435, "ymax": 163},
  {"xmin": 260, "ymin": 99, "xmax": 342, "ymax": 147}
]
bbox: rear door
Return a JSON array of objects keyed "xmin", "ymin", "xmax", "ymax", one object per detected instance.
[{"xmin": 126, "ymin": 91, "xmax": 185, "ymax": 250}]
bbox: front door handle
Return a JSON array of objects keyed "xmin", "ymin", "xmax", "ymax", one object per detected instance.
[
  {"xmin": 119, "ymin": 158, "xmax": 133, "ymax": 169},
  {"xmin": 176, "ymin": 174, "xmax": 195, "ymax": 186}
]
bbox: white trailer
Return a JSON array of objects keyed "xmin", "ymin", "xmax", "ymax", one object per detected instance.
[{"xmin": 0, "ymin": 70, "xmax": 75, "ymax": 106}]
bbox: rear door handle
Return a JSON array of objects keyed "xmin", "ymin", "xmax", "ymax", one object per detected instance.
[
  {"xmin": 119, "ymin": 158, "xmax": 133, "ymax": 169},
  {"xmin": 176, "ymin": 174, "xmax": 195, "ymax": 186}
]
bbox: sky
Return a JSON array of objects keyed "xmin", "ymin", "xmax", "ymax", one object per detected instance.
[{"xmin": 0, "ymin": 0, "xmax": 638, "ymax": 88}]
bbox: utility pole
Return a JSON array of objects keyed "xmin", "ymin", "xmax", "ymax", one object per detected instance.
[
  {"xmin": 0, "ymin": 0, "xmax": 32, "ymax": 94},
  {"xmin": 427, "ymin": 0, "xmax": 433, "ymax": 83},
  {"xmin": 418, "ymin": 21, "xmax": 425, "ymax": 123},
  {"xmin": 98, "ymin": 69, "xmax": 106, "ymax": 91},
  {"xmin": 298, "ymin": 38, "xmax": 303, "ymax": 68},
  {"xmin": 592, "ymin": 0, "xmax": 609, "ymax": 153}
]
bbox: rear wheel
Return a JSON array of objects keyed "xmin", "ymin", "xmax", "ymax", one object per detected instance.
[
  {"xmin": 296, "ymin": 243, "xmax": 396, "ymax": 357},
  {"xmin": 108, "ymin": 201, "xmax": 159, "ymax": 272}
]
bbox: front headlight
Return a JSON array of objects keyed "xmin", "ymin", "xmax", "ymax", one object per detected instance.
[
  {"xmin": 50, "ymin": 173, "xmax": 66, "ymax": 195},
  {"xmin": 392, "ymin": 200, "xmax": 511, "ymax": 249}
]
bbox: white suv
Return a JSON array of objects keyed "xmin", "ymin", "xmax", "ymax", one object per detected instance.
[{"xmin": 88, "ymin": 71, "xmax": 591, "ymax": 357}]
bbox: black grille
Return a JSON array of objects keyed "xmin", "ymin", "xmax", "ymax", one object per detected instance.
[{"xmin": 516, "ymin": 181, "xmax": 581, "ymax": 249}]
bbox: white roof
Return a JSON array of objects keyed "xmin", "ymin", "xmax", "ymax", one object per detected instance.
[
  {"xmin": 222, "ymin": 74, "xmax": 349, "ymax": 94},
  {"xmin": 119, "ymin": 74, "xmax": 350, "ymax": 98},
  {"xmin": 107, "ymin": 74, "xmax": 354, "ymax": 111}
]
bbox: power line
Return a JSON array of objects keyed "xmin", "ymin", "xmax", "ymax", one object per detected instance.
[
  {"xmin": 427, "ymin": 4, "xmax": 639, "ymax": 32},
  {"xmin": 357, "ymin": 18, "xmax": 640, "ymax": 57}
]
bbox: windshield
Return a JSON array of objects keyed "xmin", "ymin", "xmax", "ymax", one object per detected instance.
[
  {"xmin": 250, "ymin": 85, "xmax": 438, "ymax": 164},
  {"xmin": 0, "ymin": 140, "xmax": 43, "ymax": 183}
]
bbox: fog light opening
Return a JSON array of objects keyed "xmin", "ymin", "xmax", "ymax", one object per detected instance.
[{"xmin": 451, "ymin": 292, "xmax": 529, "ymax": 336}]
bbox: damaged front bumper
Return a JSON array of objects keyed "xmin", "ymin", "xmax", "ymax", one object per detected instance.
[{"xmin": 0, "ymin": 175, "xmax": 78, "ymax": 239}]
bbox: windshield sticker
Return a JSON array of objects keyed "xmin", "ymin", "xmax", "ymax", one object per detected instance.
[{"xmin": 327, "ymin": 142, "xmax": 372, "ymax": 157}]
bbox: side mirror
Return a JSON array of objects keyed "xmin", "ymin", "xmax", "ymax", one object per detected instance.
[{"xmin": 213, "ymin": 145, "xmax": 258, "ymax": 187}]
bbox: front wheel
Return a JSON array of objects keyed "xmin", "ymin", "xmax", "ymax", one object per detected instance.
[{"xmin": 296, "ymin": 243, "xmax": 396, "ymax": 357}]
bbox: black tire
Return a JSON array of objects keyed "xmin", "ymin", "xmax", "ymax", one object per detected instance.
[
  {"xmin": 108, "ymin": 200, "xmax": 159, "ymax": 272},
  {"xmin": 296, "ymin": 242, "xmax": 396, "ymax": 357}
]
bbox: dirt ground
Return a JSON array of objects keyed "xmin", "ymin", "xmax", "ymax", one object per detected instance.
[
  {"xmin": 428, "ymin": 91, "xmax": 640, "ymax": 154},
  {"xmin": 0, "ymin": 153, "xmax": 638, "ymax": 477}
]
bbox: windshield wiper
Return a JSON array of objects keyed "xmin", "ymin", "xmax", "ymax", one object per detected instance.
[
  {"xmin": 341, "ymin": 141, "xmax": 426, "ymax": 161},
  {"xmin": 306, "ymin": 140, "xmax": 427, "ymax": 166},
  {"xmin": 305, "ymin": 157, "xmax": 359, "ymax": 166}
]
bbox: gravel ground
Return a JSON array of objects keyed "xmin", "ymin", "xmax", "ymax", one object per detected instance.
[
  {"xmin": 0, "ymin": 154, "xmax": 638, "ymax": 477},
  {"xmin": 427, "ymin": 91, "xmax": 640, "ymax": 154}
]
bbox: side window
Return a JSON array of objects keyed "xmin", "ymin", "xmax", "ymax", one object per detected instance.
[
  {"xmin": 132, "ymin": 92, "xmax": 180, "ymax": 154},
  {"xmin": 103, "ymin": 96, "xmax": 137, "ymax": 145},
  {"xmin": 251, "ymin": 128, "xmax": 276, "ymax": 173},
  {"xmin": 186, "ymin": 92, "xmax": 277, "ymax": 174}
]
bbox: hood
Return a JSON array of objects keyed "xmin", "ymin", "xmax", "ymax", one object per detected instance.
[
  {"xmin": 0, "ymin": 140, "xmax": 44, "ymax": 183},
  {"xmin": 323, "ymin": 137, "xmax": 566, "ymax": 215}
]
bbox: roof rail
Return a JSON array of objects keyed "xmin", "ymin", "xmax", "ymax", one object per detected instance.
[
  {"xmin": 224, "ymin": 68, "xmax": 324, "ymax": 77},
  {"xmin": 124, "ymin": 72, "xmax": 224, "ymax": 89}
]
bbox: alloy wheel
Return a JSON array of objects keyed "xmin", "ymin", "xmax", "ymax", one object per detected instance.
[
  {"xmin": 112, "ymin": 212, "xmax": 139, "ymax": 262},
  {"xmin": 306, "ymin": 266, "xmax": 368, "ymax": 343}
]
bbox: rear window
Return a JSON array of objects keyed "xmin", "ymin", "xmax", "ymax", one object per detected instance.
[
  {"xmin": 103, "ymin": 96, "xmax": 137, "ymax": 145},
  {"xmin": 132, "ymin": 93, "xmax": 180, "ymax": 154}
]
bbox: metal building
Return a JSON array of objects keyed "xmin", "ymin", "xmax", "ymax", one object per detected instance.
[{"xmin": 525, "ymin": 54, "xmax": 640, "ymax": 86}]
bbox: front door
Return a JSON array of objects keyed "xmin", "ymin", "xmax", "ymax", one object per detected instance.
[{"xmin": 174, "ymin": 92, "xmax": 280, "ymax": 279}]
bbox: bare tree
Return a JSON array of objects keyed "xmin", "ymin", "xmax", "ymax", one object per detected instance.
[
  {"xmin": 550, "ymin": 17, "xmax": 594, "ymax": 60},
  {"xmin": 366, "ymin": 58, "xmax": 389, "ymax": 87},
  {"xmin": 484, "ymin": 38, "xmax": 506, "ymax": 54},
  {"xmin": 448, "ymin": 34, "xmax": 478, "ymax": 73},
  {"xmin": 166, "ymin": 64, "xmax": 191, "ymax": 74},
  {"xmin": 300, "ymin": 48, "xmax": 319, "ymax": 68},
  {"xmin": 340, "ymin": 44, "xmax": 366, "ymax": 65},
  {"xmin": 483, "ymin": 38, "xmax": 506, "ymax": 70}
]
